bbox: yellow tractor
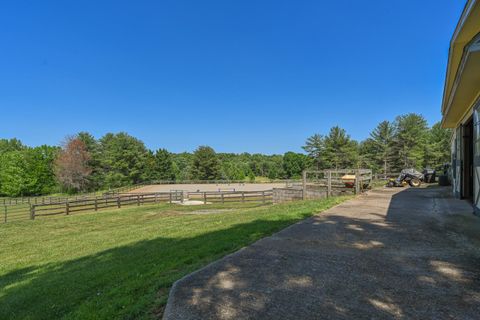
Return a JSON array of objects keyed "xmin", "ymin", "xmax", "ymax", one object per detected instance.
[{"xmin": 386, "ymin": 169, "xmax": 423, "ymax": 188}]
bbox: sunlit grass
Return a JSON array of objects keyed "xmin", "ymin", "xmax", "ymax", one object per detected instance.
[{"xmin": 0, "ymin": 196, "xmax": 350, "ymax": 319}]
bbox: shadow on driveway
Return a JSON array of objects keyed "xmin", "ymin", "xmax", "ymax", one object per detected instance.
[{"xmin": 164, "ymin": 187, "xmax": 480, "ymax": 319}]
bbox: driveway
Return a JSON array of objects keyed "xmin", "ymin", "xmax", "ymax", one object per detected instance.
[{"xmin": 163, "ymin": 187, "xmax": 480, "ymax": 319}]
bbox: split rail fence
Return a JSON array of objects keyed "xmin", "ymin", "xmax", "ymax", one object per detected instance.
[
  {"xmin": 188, "ymin": 190, "xmax": 273, "ymax": 204},
  {"xmin": 1, "ymin": 190, "xmax": 273, "ymax": 223}
]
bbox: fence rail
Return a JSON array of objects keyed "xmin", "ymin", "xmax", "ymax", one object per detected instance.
[
  {"xmin": 0, "ymin": 194, "xmax": 103, "ymax": 206},
  {"xmin": 30, "ymin": 192, "xmax": 185, "ymax": 220},
  {"xmin": 1, "ymin": 190, "xmax": 273, "ymax": 223},
  {"xmin": 0, "ymin": 180, "xmax": 293, "ymax": 205},
  {"xmin": 188, "ymin": 190, "xmax": 273, "ymax": 204},
  {"xmin": 302, "ymin": 169, "xmax": 373, "ymax": 199}
]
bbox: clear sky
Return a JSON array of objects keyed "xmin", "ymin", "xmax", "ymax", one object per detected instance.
[{"xmin": 0, "ymin": 1, "xmax": 466, "ymax": 154}]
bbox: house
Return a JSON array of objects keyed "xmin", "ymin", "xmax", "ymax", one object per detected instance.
[{"xmin": 441, "ymin": 0, "xmax": 480, "ymax": 212}]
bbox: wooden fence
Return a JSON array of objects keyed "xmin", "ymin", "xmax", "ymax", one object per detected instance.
[
  {"xmin": 29, "ymin": 192, "xmax": 183, "ymax": 220},
  {"xmin": 188, "ymin": 190, "xmax": 273, "ymax": 204},
  {"xmin": 302, "ymin": 169, "xmax": 373, "ymax": 199},
  {"xmin": 1, "ymin": 190, "xmax": 273, "ymax": 223},
  {"xmin": 1, "ymin": 204, "xmax": 30, "ymax": 223},
  {"xmin": 0, "ymin": 194, "xmax": 103, "ymax": 206},
  {"xmin": 0, "ymin": 179, "xmax": 293, "ymax": 205}
]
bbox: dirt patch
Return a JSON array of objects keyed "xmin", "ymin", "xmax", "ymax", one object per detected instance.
[
  {"xmin": 130, "ymin": 183, "xmax": 286, "ymax": 194},
  {"xmin": 185, "ymin": 209, "xmax": 236, "ymax": 215}
]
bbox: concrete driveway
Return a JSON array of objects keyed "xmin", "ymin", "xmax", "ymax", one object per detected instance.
[{"xmin": 163, "ymin": 187, "xmax": 480, "ymax": 319}]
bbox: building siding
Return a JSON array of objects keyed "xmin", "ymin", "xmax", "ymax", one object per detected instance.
[{"xmin": 473, "ymin": 102, "xmax": 480, "ymax": 214}]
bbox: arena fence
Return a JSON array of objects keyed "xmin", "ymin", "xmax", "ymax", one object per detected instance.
[{"xmin": 1, "ymin": 190, "xmax": 273, "ymax": 223}]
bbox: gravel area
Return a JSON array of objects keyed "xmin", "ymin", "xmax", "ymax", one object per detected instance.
[{"xmin": 130, "ymin": 183, "xmax": 287, "ymax": 193}]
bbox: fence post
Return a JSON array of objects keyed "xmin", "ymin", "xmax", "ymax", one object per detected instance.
[
  {"xmin": 4, "ymin": 205, "xmax": 7, "ymax": 223},
  {"xmin": 221, "ymin": 193, "xmax": 225, "ymax": 204},
  {"xmin": 30, "ymin": 205, "xmax": 35, "ymax": 220},
  {"xmin": 66, "ymin": 201, "xmax": 70, "ymax": 215},
  {"xmin": 94, "ymin": 197, "xmax": 98, "ymax": 211},
  {"xmin": 302, "ymin": 170, "xmax": 307, "ymax": 200},
  {"xmin": 204, "ymin": 192, "xmax": 207, "ymax": 204},
  {"xmin": 169, "ymin": 192, "xmax": 172, "ymax": 204},
  {"xmin": 355, "ymin": 170, "xmax": 360, "ymax": 195},
  {"xmin": 262, "ymin": 191, "xmax": 266, "ymax": 204},
  {"xmin": 137, "ymin": 195, "xmax": 140, "ymax": 206},
  {"xmin": 117, "ymin": 196, "xmax": 121, "ymax": 208},
  {"xmin": 327, "ymin": 170, "xmax": 332, "ymax": 198},
  {"xmin": 155, "ymin": 193, "xmax": 158, "ymax": 203},
  {"xmin": 242, "ymin": 192, "xmax": 245, "ymax": 203}
]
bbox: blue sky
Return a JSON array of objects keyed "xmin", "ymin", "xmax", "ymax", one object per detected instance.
[{"xmin": 0, "ymin": 1, "xmax": 466, "ymax": 154}]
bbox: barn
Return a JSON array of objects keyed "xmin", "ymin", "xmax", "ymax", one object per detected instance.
[{"xmin": 441, "ymin": 0, "xmax": 480, "ymax": 212}]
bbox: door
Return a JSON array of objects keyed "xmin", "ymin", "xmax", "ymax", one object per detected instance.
[{"xmin": 462, "ymin": 117, "xmax": 474, "ymax": 201}]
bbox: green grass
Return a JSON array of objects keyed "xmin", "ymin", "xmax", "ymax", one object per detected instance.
[{"xmin": 0, "ymin": 196, "xmax": 351, "ymax": 320}]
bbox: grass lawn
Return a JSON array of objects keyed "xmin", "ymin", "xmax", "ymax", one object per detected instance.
[{"xmin": 0, "ymin": 196, "xmax": 350, "ymax": 319}]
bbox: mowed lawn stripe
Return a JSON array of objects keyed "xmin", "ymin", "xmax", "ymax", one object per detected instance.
[{"xmin": 0, "ymin": 197, "xmax": 350, "ymax": 320}]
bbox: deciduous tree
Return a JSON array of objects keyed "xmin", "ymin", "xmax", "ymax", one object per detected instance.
[
  {"xmin": 282, "ymin": 152, "xmax": 309, "ymax": 179},
  {"xmin": 54, "ymin": 137, "xmax": 92, "ymax": 193}
]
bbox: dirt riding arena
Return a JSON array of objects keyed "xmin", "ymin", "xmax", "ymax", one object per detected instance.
[{"xmin": 130, "ymin": 183, "xmax": 287, "ymax": 193}]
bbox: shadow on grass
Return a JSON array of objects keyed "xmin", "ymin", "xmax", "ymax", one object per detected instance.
[
  {"xmin": 0, "ymin": 214, "xmax": 313, "ymax": 320},
  {"xmin": 3, "ymin": 188, "xmax": 480, "ymax": 320}
]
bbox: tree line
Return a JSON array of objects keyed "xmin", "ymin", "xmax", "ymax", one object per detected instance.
[
  {"xmin": 0, "ymin": 133, "xmax": 289, "ymax": 196},
  {"xmin": 0, "ymin": 113, "xmax": 451, "ymax": 197},
  {"xmin": 303, "ymin": 113, "xmax": 451, "ymax": 174}
]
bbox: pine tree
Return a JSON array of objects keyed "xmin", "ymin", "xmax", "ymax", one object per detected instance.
[
  {"xmin": 323, "ymin": 126, "xmax": 358, "ymax": 170},
  {"xmin": 302, "ymin": 134, "xmax": 326, "ymax": 170},
  {"xmin": 99, "ymin": 132, "xmax": 151, "ymax": 187},
  {"xmin": 392, "ymin": 114, "xmax": 428, "ymax": 170},
  {"xmin": 191, "ymin": 146, "xmax": 221, "ymax": 180},
  {"xmin": 368, "ymin": 121, "xmax": 395, "ymax": 174},
  {"xmin": 425, "ymin": 122, "xmax": 452, "ymax": 169},
  {"xmin": 153, "ymin": 149, "xmax": 176, "ymax": 181},
  {"xmin": 77, "ymin": 132, "xmax": 103, "ymax": 190}
]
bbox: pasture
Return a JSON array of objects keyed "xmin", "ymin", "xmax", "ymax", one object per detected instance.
[
  {"xmin": 0, "ymin": 196, "xmax": 350, "ymax": 319},
  {"xmin": 0, "ymin": 183, "xmax": 285, "ymax": 223}
]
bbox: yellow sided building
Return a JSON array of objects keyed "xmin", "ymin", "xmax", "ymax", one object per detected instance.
[{"xmin": 441, "ymin": 0, "xmax": 480, "ymax": 211}]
